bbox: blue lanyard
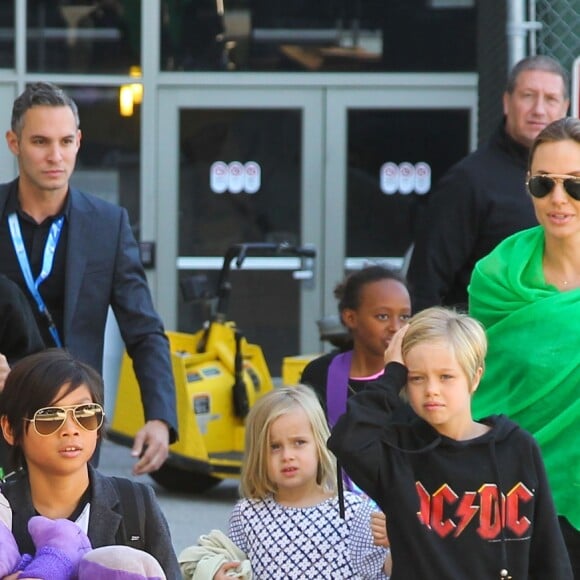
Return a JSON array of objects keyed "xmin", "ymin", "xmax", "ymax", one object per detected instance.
[{"xmin": 8, "ymin": 212, "xmax": 64, "ymax": 347}]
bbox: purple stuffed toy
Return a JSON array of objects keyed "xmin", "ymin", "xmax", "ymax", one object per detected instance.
[
  {"xmin": 0, "ymin": 517, "xmax": 164, "ymax": 579},
  {"xmin": 14, "ymin": 516, "xmax": 92, "ymax": 580},
  {"xmin": 0, "ymin": 521, "xmax": 21, "ymax": 576},
  {"xmin": 78, "ymin": 545, "xmax": 166, "ymax": 579}
]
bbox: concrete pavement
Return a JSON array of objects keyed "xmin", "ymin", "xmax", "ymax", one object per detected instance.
[{"xmin": 99, "ymin": 437, "xmax": 239, "ymax": 555}]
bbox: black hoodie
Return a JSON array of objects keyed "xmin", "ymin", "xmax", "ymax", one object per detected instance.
[{"xmin": 328, "ymin": 363, "xmax": 573, "ymax": 579}]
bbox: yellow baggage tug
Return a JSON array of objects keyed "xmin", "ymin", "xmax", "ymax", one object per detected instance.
[{"xmin": 109, "ymin": 242, "xmax": 315, "ymax": 493}]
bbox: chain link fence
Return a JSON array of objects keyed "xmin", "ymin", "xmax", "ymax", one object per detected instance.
[
  {"xmin": 477, "ymin": 0, "xmax": 579, "ymax": 145},
  {"xmin": 535, "ymin": 0, "xmax": 580, "ymax": 81}
]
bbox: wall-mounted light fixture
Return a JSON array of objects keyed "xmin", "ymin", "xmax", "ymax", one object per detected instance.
[{"xmin": 119, "ymin": 66, "xmax": 143, "ymax": 117}]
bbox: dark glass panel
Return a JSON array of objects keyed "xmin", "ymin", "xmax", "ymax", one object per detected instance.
[
  {"xmin": 177, "ymin": 107, "xmax": 303, "ymax": 373},
  {"xmin": 346, "ymin": 108, "xmax": 470, "ymax": 258},
  {"xmin": 63, "ymin": 85, "xmax": 141, "ymax": 233},
  {"xmin": 0, "ymin": 2, "xmax": 14, "ymax": 69},
  {"xmin": 178, "ymin": 108, "xmax": 301, "ymax": 256},
  {"xmin": 161, "ymin": 0, "xmax": 475, "ymax": 72},
  {"xmin": 27, "ymin": 1, "xmax": 141, "ymax": 74}
]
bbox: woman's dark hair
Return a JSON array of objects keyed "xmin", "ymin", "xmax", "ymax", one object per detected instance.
[
  {"xmin": 334, "ymin": 265, "xmax": 408, "ymax": 313},
  {"xmin": 528, "ymin": 117, "xmax": 580, "ymax": 170},
  {"xmin": 0, "ymin": 349, "xmax": 104, "ymax": 469}
]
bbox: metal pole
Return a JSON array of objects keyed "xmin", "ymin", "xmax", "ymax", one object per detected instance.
[
  {"xmin": 506, "ymin": 0, "xmax": 542, "ymax": 69},
  {"xmin": 506, "ymin": 0, "xmax": 528, "ymax": 68}
]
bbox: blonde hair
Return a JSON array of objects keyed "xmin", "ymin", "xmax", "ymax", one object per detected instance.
[
  {"xmin": 402, "ymin": 307, "xmax": 487, "ymax": 387},
  {"xmin": 240, "ymin": 385, "xmax": 337, "ymax": 499}
]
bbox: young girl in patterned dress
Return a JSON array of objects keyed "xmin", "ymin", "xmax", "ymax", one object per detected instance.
[{"xmin": 214, "ymin": 385, "xmax": 390, "ymax": 579}]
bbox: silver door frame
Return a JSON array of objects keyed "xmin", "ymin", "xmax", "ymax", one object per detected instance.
[
  {"xmin": 323, "ymin": 75, "xmax": 478, "ymax": 318},
  {"xmin": 156, "ymin": 86, "xmax": 325, "ymax": 355}
]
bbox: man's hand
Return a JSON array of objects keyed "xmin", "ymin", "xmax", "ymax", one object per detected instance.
[
  {"xmin": 0, "ymin": 354, "xmax": 10, "ymax": 391},
  {"xmin": 131, "ymin": 420, "xmax": 170, "ymax": 475}
]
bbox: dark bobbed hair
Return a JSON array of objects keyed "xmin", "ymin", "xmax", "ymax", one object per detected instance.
[
  {"xmin": 505, "ymin": 55, "xmax": 569, "ymax": 100},
  {"xmin": 528, "ymin": 117, "xmax": 580, "ymax": 170},
  {"xmin": 334, "ymin": 264, "xmax": 408, "ymax": 314},
  {"xmin": 11, "ymin": 82, "xmax": 80, "ymax": 136},
  {"xmin": 0, "ymin": 349, "xmax": 104, "ymax": 469}
]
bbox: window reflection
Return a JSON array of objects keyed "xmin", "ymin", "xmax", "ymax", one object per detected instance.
[
  {"xmin": 161, "ymin": 0, "xmax": 475, "ymax": 72},
  {"xmin": 27, "ymin": 1, "xmax": 141, "ymax": 74},
  {"xmin": 64, "ymin": 85, "xmax": 141, "ymax": 234}
]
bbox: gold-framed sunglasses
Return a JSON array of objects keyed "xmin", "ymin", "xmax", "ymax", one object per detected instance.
[
  {"xmin": 527, "ymin": 174, "xmax": 580, "ymax": 201},
  {"xmin": 24, "ymin": 403, "xmax": 105, "ymax": 436}
]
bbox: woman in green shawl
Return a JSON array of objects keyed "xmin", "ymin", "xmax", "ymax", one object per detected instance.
[{"xmin": 469, "ymin": 117, "xmax": 580, "ymax": 576}]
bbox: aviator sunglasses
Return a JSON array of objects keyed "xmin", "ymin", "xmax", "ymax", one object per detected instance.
[
  {"xmin": 24, "ymin": 403, "xmax": 105, "ymax": 436},
  {"xmin": 526, "ymin": 174, "xmax": 580, "ymax": 201}
]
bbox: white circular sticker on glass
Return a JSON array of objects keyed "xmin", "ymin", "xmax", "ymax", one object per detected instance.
[
  {"xmin": 414, "ymin": 162, "xmax": 431, "ymax": 194},
  {"xmin": 398, "ymin": 162, "xmax": 415, "ymax": 195},
  {"xmin": 210, "ymin": 161, "xmax": 229, "ymax": 194},
  {"xmin": 228, "ymin": 161, "xmax": 245, "ymax": 194},
  {"xmin": 244, "ymin": 161, "xmax": 261, "ymax": 194},
  {"xmin": 380, "ymin": 162, "xmax": 400, "ymax": 195}
]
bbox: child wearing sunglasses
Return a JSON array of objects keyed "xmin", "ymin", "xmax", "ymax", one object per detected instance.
[
  {"xmin": 0, "ymin": 348, "xmax": 181, "ymax": 579},
  {"xmin": 469, "ymin": 116, "xmax": 580, "ymax": 576}
]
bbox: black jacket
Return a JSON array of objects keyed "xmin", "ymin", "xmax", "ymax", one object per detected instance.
[
  {"xmin": 407, "ymin": 123, "xmax": 536, "ymax": 312},
  {"xmin": 1, "ymin": 465, "xmax": 181, "ymax": 579},
  {"xmin": 328, "ymin": 363, "xmax": 573, "ymax": 579},
  {"xmin": 0, "ymin": 274, "xmax": 44, "ymax": 364}
]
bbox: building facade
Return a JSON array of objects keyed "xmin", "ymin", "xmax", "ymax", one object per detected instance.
[{"xmin": 2, "ymin": 1, "xmax": 574, "ymax": 373}]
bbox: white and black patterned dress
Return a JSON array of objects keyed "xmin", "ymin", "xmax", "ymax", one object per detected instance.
[{"xmin": 228, "ymin": 492, "xmax": 388, "ymax": 579}]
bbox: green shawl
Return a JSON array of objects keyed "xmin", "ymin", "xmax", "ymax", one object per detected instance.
[{"xmin": 469, "ymin": 226, "xmax": 580, "ymax": 530}]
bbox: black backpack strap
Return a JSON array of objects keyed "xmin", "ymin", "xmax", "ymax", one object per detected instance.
[
  {"xmin": 112, "ymin": 476, "xmax": 146, "ymax": 551},
  {"xmin": 1, "ymin": 469, "xmax": 41, "ymax": 555}
]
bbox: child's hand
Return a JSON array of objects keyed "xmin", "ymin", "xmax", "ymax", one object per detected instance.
[
  {"xmin": 370, "ymin": 510, "xmax": 390, "ymax": 548},
  {"xmin": 384, "ymin": 324, "xmax": 409, "ymax": 366},
  {"xmin": 213, "ymin": 561, "xmax": 242, "ymax": 579}
]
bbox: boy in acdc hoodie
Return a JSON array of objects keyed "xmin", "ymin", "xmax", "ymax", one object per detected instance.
[{"xmin": 328, "ymin": 307, "xmax": 572, "ymax": 579}]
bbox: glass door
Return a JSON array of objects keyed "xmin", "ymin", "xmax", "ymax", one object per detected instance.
[
  {"xmin": 323, "ymin": 78, "xmax": 477, "ymax": 314},
  {"xmin": 156, "ymin": 87, "xmax": 324, "ymax": 375}
]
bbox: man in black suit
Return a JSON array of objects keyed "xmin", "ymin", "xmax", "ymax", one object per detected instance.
[{"xmin": 0, "ymin": 82, "xmax": 177, "ymax": 474}]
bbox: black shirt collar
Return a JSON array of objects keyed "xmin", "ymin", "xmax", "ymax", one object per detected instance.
[
  {"xmin": 494, "ymin": 119, "xmax": 529, "ymax": 168},
  {"xmin": 3, "ymin": 180, "xmax": 72, "ymax": 223}
]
